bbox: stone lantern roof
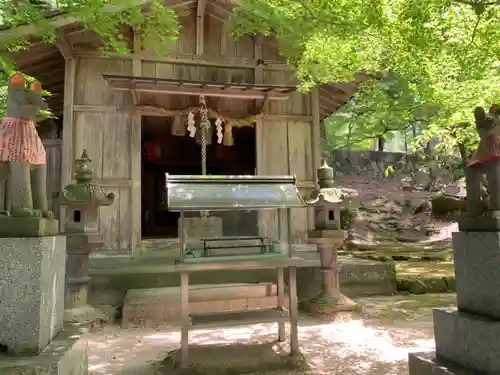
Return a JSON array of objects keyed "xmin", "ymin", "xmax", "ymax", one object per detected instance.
[
  {"xmin": 54, "ymin": 150, "xmax": 115, "ymax": 206},
  {"xmin": 306, "ymin": 155, "xmax": 343, "ymax": 205}
]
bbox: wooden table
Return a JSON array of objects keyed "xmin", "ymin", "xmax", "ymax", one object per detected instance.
[{"xmin": 173, "ymin": 256, "xmax": 303, "ymax": 369}]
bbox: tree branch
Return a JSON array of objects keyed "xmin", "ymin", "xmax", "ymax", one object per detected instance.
[
  {"xmin": 332, "ymin": 122, "xmax": 414, "ymax": 149},
  {"xmin": 453, "ymin": 0, "xmax": 500, "ymax": 5}
]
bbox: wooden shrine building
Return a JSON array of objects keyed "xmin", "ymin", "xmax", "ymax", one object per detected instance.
[{"xmin": 0, "ymin": 0, "xmax": 359, "ymax": 257}]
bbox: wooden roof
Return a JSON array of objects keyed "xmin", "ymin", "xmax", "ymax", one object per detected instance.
[{"xmin": 0, "ymin": 0, "xmax": 365, "ymax": 120}]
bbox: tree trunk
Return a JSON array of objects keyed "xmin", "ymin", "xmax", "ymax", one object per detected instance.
[
  {"xmin": 424, "ymin": 141, "xmax": 437, "ymax": 191},
  {"xmin": 377, "ymin": 136, "xmax": 385, "ymax": 152},
  {"xmin": 458, "ymin": 143, "xmax": 468, "ymax": 164}
]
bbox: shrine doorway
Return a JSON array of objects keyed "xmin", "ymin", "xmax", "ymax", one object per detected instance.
[{"xmin": 140, "ymin": 115, "xmax": 257, "ymax": 238}]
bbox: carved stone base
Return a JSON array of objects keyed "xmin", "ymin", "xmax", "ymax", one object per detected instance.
[
  {"xmin": 458, "ymin": 211, "xmax": 500, "ymax": 232},
  {"xmin": 0, "ymin": 217, "xmax": 59, "ymax": 237},
  {"xmin": 301, "ymin": 292, "xmax": 358, "ymax": 314}
]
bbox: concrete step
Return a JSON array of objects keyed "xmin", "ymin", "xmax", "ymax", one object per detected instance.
[{"xmin": 122, "ymin": 283, "xmax": 288, "ymax": 327}]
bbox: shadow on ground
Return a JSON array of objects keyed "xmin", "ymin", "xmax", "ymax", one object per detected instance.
[{"xmin": 86, "ymin": 294, "xmax": 457, "ymax": 375}]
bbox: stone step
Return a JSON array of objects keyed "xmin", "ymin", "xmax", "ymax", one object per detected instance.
[{"xmin": 122, "ymin": 283, "xmax": 288, "ymax": 327}]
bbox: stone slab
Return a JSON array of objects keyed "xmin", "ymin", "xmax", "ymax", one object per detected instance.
[
  {"xmin": 458, "ymin": 214, "xmax": 500, "ymax": 232},
  {"xmin": 122, "ymin": 294, "xmax": 285, "ymax": 327},
  {"xmin": 88, "ymin": 256, "xmax": 397, "ymax": 307},
  {"xmin": 125, "ymin": 283, "xmax": 277, "ymax": 304},
  {"xmin": 434, "ymin": 307, "xmax": 500, "ymax": 373},
  {"xmin": 0, "ymin": 325, "xmax": 88, "ymax": 375},
  {"xmin": 0, "ymin": 217, "xmax": 59, "ymax": 237},
  {"xmin": 0, "ymin": 236, "xmax": 66, "ymax": 355},
  {"xmin": 409, "ymin": 352, "xmax": 477, "ymax": 375},
  {"xmin": 452, "ymin": 231, "xmax": 500, "ymax": 319}
]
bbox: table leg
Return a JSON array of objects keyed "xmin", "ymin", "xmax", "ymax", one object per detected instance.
[
  {"xmin": 180, "ymin": 271, "xmax": 189, "ymax": 368},
  {"xmin": 288, "ymin": 266, "xmax": 299, "ymax": 355},
  {"xmin": 277, "ymin": 267, "xmax": 285, "ymax": 342}
]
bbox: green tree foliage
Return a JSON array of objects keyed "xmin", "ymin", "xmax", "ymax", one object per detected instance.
[
  {"xmin": 230, "ymin": 0, "xmax": 500, "ymax": 158},
  {"xmin": 0, "ymin": 0, "xmax": 499, "ymax": 161},
  {"xmin": 326, "ymin": 72, "xmax": 438, "ymax": 150},
  {"xmin": 0, "ymin": 0, "xmax": 180, "ymax": 117},
  {"xmin": 0, "ymin": 0, "xmax": 179, "ymax": 55}
]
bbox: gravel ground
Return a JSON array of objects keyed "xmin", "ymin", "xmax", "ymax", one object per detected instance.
[{"xmin": 86, "ymin": 294, "xmax": 456, "ymax": 375}]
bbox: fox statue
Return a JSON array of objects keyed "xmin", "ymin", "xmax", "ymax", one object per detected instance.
[
  {"xmin": 465, "ymin": 104, "xmax": 500, "ymax": 216},
  {"xmin": 0, "ymin": 73, "xmax": 54, "ymax": 218}
]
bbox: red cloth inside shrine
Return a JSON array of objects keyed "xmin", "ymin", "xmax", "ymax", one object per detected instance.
[{"xmin": 146, "ymin": 141, "xmax": 162, "ymax": 162}]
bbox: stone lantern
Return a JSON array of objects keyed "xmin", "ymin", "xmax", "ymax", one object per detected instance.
[
  {"xmin": 304, "ymin": 156, "xmax": 357, "ymax": 314},
  {"xmin": 54, "ymin": 149, "xmax": 115, "ymax": 322}
]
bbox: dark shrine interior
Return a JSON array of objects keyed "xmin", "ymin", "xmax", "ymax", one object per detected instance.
[{"xmin": 141, "ymin": 115, "xmax": 257, "ymax": 238}]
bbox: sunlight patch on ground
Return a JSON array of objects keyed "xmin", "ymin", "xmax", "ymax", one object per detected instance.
[
  {"xmin": 87, "ymin": 314, "xmax": 437, "ymax": 375},
  {"xmin": 424, "ymin": 222, "xmax": 458, "ymax": 242}
]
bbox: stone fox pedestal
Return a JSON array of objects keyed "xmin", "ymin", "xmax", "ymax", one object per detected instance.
[
  {"xmin": 409, "ymin": 231, "xmax": 500, "ymax": 375},
  {"xmin": 0, "ymin": 236, "xmax": 87, "ymax": 374}
]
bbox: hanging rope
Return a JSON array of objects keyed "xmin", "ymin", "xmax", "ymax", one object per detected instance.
[
  {"xmin": 199, "ymin": 95, "xmax": 209, "ymax": 219},
  {"xmin": 200, "ymin": 95, "xmax": 209, "ymax": 175}
]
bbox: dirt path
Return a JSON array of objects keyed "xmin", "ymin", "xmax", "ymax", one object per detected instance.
[{"xmin": 86, "ymin": 294, "xmax": 456, "ymax": 375}]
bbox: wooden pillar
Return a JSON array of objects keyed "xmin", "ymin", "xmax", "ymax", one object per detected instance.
[
  {"xmin": 311, "ymin": 87, "xmax": 321, "ymax": 187},
  {"xmin": 60, "ymin": 58, "xmax": 78, "ymax": 231},
  {"xmin": 131, "ymin": 30, "xmax": 142, "ymax": 255},
  {"xmin": 196, "ymin": 0, "xmax": 206, "ymax": 55},
  {"xmin": 254, "ymin": 35, "xmax": 264, "ymax": 175}
]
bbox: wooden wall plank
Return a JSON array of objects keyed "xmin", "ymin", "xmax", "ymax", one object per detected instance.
[
  {"xmin": 73, "ymin": 112, "xmax": 104, "ymax": 177},
  {"xmin": 72, "ymin": 58, "xmax": 135, "ymax": 253},
  {"xmin": 287, "ymin": 121, "xmax": 313, "ymax": 182},
  {"xmin": 102, "ymin": 114, "xmax": 131, "ymax": 179},
  {"xmin": 74, "ymin": 58, "xmax": 132, "ymax": 106}
]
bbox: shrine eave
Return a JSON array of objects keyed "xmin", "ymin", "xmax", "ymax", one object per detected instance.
[{"xmin": 102, "ymin": 74, "xmax": 298, "ymax": 100}]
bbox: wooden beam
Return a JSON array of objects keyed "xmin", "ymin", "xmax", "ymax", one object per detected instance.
[
  {"xmin": 74, "ymin": 48, "xmax": 293, "ymax": 71},
  {"xmin": 208, "ymin": 1, "xmax": 232, "ymax": 16},
  {"xmin": 196, "ymin": 0, "xmax": 206, "ymax": 55},
  {"xmin": 13, "ymin": 48, "xmax": 60, "ymax": 69},
  {"xmin": 73, "ymin": 105, "xmax": 124, "ymax": 113},
  {"xmin": 205, "ymin": 7, "xmax": 225, "ymax": 22},
  {"xmin": 109, "ymin": 82, "xmax": 291, "ymax": 100},
  {"xmin": 55, "ymin": 33, "xmax": 75, "ymax": 59},
  {"xmin": 20, "ymin": 58, "xmax": 64, "ymax": 74}
]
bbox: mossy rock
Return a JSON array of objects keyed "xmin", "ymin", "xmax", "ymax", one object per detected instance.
[
  {"xmin": 397, "ymin": 276, "xmax": 455, "ymax": 294},
  {"xmin": 351, "ymin": 250, "xmax": 450, "ymax": 262}
]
